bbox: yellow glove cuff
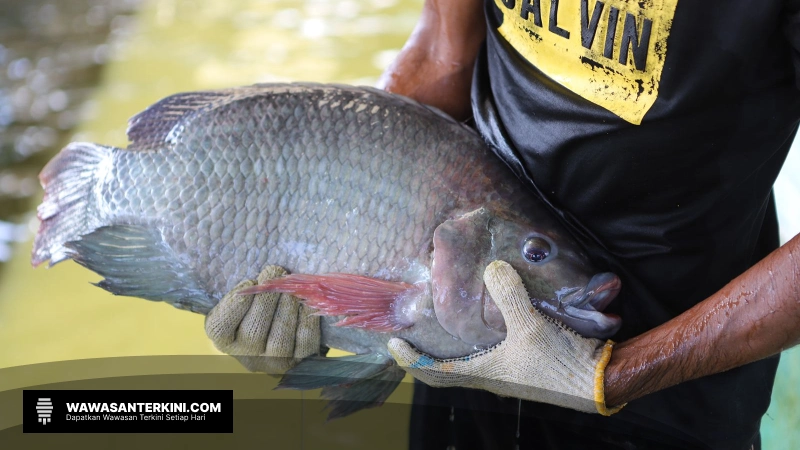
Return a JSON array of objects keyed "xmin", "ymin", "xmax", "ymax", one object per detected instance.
[{"xmin": 594, "ymin": 340, "xmax": 626, "ymax": 416}]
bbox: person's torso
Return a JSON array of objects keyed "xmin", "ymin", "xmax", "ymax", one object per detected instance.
[
  {"xmin": 460, "ymin": 0, "xmax": 800, "ymax": 447},
  {"xmin": 475, "ymin": 0, "xmax": 800, "ymax": 337}
]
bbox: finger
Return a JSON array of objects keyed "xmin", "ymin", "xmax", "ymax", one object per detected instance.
[
  {"xmin": 205, "ymin": 279, "xmax": 256, "ymax": 351},
  {"xmin": 235, "ymin": 290, "xmax": 281, "ymax": 354},
  {"xmin": 257, "ymin": 265, "xmax": 288, "ymax": 284},
  {"xmin": 293, "ymin": 304, "xmax": 321, "ymax": 359},
  {"xmin": 234, "ymin": 265, "xmax": 289, "ymax": 355},
  {"xmin": 264, "ymin": 292, "xmax": 301, "ymax": 357},
  {"xmin": 387, "ymin": 338, "xmax": 489, "ymax": 388},
  {"xmin": 483, "ymin": 260, "xmax": 544, "ymax": 336}
]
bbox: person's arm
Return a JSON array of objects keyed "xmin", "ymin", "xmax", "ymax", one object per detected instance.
[
  {"xmin": 605, "ymin": 232, "xmax": 800, "ymax": 406},
  {"xmin": 377, "ymin": 0, "xmax": 485, "ymax": 121}
]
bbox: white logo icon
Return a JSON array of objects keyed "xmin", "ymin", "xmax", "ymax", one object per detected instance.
[{"xmin": 36, "ymin": 398, "xmax": 53, "ymax": 425}]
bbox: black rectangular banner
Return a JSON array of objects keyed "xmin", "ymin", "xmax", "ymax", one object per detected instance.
[{"xmin": 23, "ymin": 390, "xmax": 233, "ymax": 433}]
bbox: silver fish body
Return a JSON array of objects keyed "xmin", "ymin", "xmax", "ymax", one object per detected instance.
[{"xmin": 33, "ymin": 83, "xmax": 620, "ymax": 367}]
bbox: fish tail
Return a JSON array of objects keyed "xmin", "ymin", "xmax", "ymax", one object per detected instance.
[{"xmin": 32, "ymin": 142, "xmax": 114, "ymax": 267}]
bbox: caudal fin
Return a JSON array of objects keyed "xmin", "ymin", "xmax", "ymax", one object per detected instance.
[{"xmin": 32, "ymin": 142, "xmax": 113, "ymax": 266}]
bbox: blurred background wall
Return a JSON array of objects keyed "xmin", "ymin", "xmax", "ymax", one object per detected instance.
[{"xmin": 0, "ymin": 0, "xmax": 797, "ymax": 446}]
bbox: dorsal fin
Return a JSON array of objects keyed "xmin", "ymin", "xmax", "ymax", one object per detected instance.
[
  {"xmin": 354, "ymin": 85, "xmax": 468, "ymax": 129},
  {"xmin": 126, "ymin": 83, "xmax": 346, "ymax": 151},
  {"xmin": 125, "ymin": 87, "xmax": 273, "ymax": 151},
  {"xmin": 124, "ymin": 83, "xmax": 471, "ymax": 152},
  {"xmin": 126, "ymin": 90, "xmax": 230, "ymax": 151}
]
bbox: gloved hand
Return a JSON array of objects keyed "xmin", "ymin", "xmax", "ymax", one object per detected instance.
[
  {"xmin": 205, "ymin": 265, "xmax": 321, "ymax": 373},
  {"xmin": 388, "ymin": 260, "xmax": 624, "ymax": 415}
]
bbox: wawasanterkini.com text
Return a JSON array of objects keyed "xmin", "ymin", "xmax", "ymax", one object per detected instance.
[
  {"xmin": 66, "ymin": 402, "xmax": 220, "ymax": 413},
  {"xmin": 64, "ymin": 402, "xmax": 220, "ymax": 421}
]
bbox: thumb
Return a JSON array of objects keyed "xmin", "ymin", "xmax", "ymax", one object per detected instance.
[
  {"xmin": 388, "ymin": 338, "xmax": 438, "ymax": 370},
  {"xmin": 388, "ymin": 338, "xmax": 484, "ymax": 388},
  {"xmin": 483, "ymin": 260, "xmax": 543, "ymax": 336}
]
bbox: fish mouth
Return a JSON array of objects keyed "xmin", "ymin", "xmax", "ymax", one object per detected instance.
[
  {"xmin": 479, "ymin": 272, "xmax": 622, "ymax": 337},
  {"xmin": 558, "ymin": 272, "xmax": 621, "ymax": 312},
  {"xmin": 512, "ymin": 272, "xmax": 622, "ymax": 339}
]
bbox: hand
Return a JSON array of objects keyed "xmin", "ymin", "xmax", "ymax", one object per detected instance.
[
  {"xmin": 377, "ymin": 0, "xmax": 486, "ymax": 121},
  {"xmin": 388, "ymin": 261, "xmax": 624, "ymax": 415},
  {"xmin": 205, "ymin": 266, "xmax": 321, "ymax": 373}
]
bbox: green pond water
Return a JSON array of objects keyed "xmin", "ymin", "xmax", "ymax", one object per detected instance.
[{"xmin": 0, "ymin": 0, "xmax": 797, "ymax": 446}]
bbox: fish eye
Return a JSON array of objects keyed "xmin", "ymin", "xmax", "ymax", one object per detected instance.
[{"xmin": 522, "ymin": 237, "xmax": 551, "ymax": 263}]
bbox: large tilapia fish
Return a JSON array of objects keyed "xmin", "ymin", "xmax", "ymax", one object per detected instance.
[{"xmin": 33, "ymin": 84, "xmax": 621, "ymax": 417}]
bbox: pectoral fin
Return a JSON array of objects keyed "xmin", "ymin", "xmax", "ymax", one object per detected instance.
[{"xmin": 239, "ymin": 273, "xmax": 421, "ymax": 331}]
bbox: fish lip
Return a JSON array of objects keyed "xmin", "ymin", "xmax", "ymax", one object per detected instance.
[
  {"xmin": 559, "ymin": 272, "xmax": 621, "ymax": 312},
  {"xmin": 525, "ymin": 273, "xmax": 623, "ymax": 339}
]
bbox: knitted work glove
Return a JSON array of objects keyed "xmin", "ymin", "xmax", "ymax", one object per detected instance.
[
  {"xmin": 388, "ymin": 260, "xmax": 624, "ymax": 415},
  {"xmin": 205, "ymin": 265, "xmax": 321, "ymax": 373}
]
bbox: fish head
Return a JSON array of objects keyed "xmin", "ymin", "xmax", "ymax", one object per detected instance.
[{"xmin": 431, "ymin": 207, "xmax": 621, "ymax": 347}]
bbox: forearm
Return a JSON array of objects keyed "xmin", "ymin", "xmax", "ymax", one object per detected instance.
[
  {"xmin": 377, "ymin": 0, "xmax": 485, "ymax": 120},
  {"xmin": 605, "ymin": 233, "xmax": 800, "ymax": 407}
]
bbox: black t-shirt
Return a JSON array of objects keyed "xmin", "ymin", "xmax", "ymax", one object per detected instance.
[{"xmin": 412, "ymin": 1, "xmax": 800, "ymax": 449}]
